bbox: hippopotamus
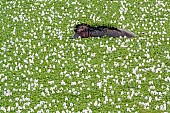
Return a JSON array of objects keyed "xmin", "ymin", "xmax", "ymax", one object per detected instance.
[{"xmin": 71, "ymin": 23, "xmax": 136, "ymax": 38}]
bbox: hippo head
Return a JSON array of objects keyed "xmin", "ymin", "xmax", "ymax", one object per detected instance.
[{"xmin": 71, "ymin": 23, "xmax": 90, "ymax": 38}]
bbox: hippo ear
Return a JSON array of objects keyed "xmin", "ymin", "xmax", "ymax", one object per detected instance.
[{"xmin": 82, "ymin": 26, "xmax": 88, "ymax": 31}]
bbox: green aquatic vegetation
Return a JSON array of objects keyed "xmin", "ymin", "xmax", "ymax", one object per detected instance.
[{"xmin": 0, "ymin": 0, "xmax": 169, "ymax": 112}]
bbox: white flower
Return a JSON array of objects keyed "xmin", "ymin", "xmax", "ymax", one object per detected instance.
[
  {"xmin": 61, "ymin": 80, "xmax": 66, "ymax": 85},
  {"xmin": 97, "ymin": 81, "xmax": 102, "ymax": 89},
  {"xmin": 160, "ymin": 103, "xmax": 166, "ymax": 111},
  {"xmin": 71, "ymin": 82, "xmax": 76, "ymax": 86}
]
